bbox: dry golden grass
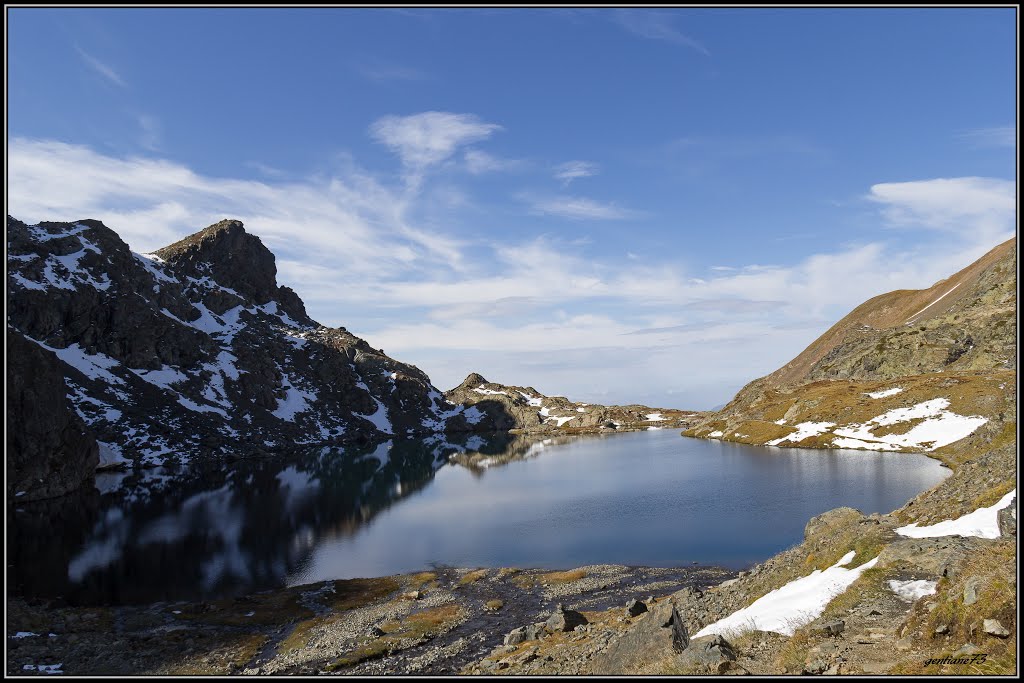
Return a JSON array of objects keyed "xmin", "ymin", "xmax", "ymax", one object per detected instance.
[
  {"xmin": 458, "ymin": 569, "xmax": 489, "ymax": 585},
  {"xmin": 540, "ymin": 568, "xmax": 587, "ymax": 584}
]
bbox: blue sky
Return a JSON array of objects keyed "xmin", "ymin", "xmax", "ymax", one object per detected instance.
[{"xmin": 7, "ymin": 7, "xmax": 1017, "ymax": 408}]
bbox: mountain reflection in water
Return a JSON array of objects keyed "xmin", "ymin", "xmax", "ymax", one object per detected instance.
[
  {"xmin": 7, "ymin": 430, "xmax": 949, "ymax": 606},
  {"xmin": 7, "ymin": 431, "xmax": 563, "ymax": 606}
]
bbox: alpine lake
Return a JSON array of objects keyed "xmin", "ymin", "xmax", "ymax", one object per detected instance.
[{"xmin": 8, "ymin": 428, "xmax": 949, "ymax": 606}]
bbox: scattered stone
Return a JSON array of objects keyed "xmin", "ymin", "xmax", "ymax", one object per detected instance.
[
  {"xmin": 963, "ymin": 576, "xmax": 983, "ymax": 606},
  {"xmin": 545, "ymin": 604, "xmax": 588, "ymax": 633},
  {"xmin": 894, "ymin": 637, "xmax": 914, "ymax": 651},
  {"xmin": 504, "ymin": 623, "xmax": 546, "ymax": 646},
  {"xmin": 625, "ymin": 599, "xmax": 647, "ymax": 617},
  {"xmin": 677, "ymin": 634, "xmax": 737, "ymax": 673},
  {"xmin": 404, "ymin": 590, "xmax": 422, "ymax": 601},
  {"xmin": 804, "ymin": 658, "xmax": 828, "ymax": 675},
  {"xmin": 814, "ymin": 620, "xmax": 845, "ymax": 637},
  {"xmin": 934, "ymin": 625, "xmax": 949, "ymax": 635},
  {"xmin": 983, "ymin": 619, "xmax": 1010, "ymax": 638},
  {"xmin": 954, "ymin": 643, "xmax": 983, "ymax": 656}
]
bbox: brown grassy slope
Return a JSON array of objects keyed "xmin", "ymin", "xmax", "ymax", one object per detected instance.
[
  {"xmin": 770, "ymin": 237, "xmax": 1015, "ymax": 388},
  {"xmin": 688, "ymin": 238, "xmax": 1016, "ymax": 442}
]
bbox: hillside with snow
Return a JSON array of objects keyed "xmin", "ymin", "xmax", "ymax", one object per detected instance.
[
  {"xmin": 6, "ymin": 217, "xmax": 497, "ymax": 499},
  {"xmin": 444, "ymin": 372, "xmax": 701, "ymax": 434}
]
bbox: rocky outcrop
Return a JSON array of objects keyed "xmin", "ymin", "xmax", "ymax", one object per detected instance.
[
  {"xmin": 590, "ymin": 598, "xmax": 688, "ymax": 674},
  {"xmin": 7, "ymin": 329, "xmax": 99, "ymax": 501},
  {"xmin": 685, "ymin": 238, "xmax": 1017, "ymax": 461},
  {"xmin": 445, "ymin": 373, "xmax": 702, "ymax": 433},
  {"xmin": 6, "ymin": 217, "xmax": 509, "ymax": 473}
]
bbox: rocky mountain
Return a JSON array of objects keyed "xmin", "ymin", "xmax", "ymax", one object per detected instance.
[
  {"xmin": 6, "ymin": 217, "xmax": 500, "ymax": 499},
  {"xmin": 445, "ymin": 373, "xmax": 702, "ymax": 433},
  {"xmin": 684, "ymin": 237, "xmax": 1016, "ymax": 464}
]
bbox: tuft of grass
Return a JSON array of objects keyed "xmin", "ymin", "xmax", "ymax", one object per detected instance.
[
  {"xmin": 540, "ymin": 568, "xmax": 587, "ymax": 584},
  {"xmin": 775, "ymin": 627, "xmax": 815, "ymax": 674},
  {"xmin": 458, "ymin": 569, "xmax": 489, "ymax": 586}
]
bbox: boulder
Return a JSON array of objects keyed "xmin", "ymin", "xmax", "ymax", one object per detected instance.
[
  {"xmin": 545, "ymin": 604, "xmax": 588, "ymax": 633},
  {"xmin": 997, "ymin": 497, "xmax": 1016, "ymax": 537},
  {"xmin": 982, "ymin": 619, "xmax": 1010, "ymax": 638},
  {"xmin": 626, "ymin": 599, "xmax": 648, "ymax": 617},
  {"xmin": 813, "ymin": 620, "xmax": 845, "ymax": 637},
  {"xmin": 963, "ymin": 576, "xmax": 983, "ymax": 606},
  {"xmin": 590, "ymin": 599, "xmax": 688, "ymax": 674},
  {"xmin": 504, "ymin": 623, "xmax": 546, "ymax": 646},
  {"xmin": 804, "ymin": 507, "xmax": 863, "ymax": 541},
  {"xmin": 877, "ymin": 536, "xmax": 982, "ymax": 579},
  {"xmin": 676, "ymin": 634, "xmax": 737, "ymax": 673}
]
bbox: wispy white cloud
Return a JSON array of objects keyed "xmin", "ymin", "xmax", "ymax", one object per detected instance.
[
  {"xmin": 958, "ymin": 126, "xmax": 1015, "ymax": 149},
  {"xmin": 245, "ymin": 160, "xmax": 287, "ymax": 178},
  {"xmin": 463, "ymin": 149, "xmax": 525, "ymax": 174},
  {"xmin": 612, "ymin": 10, "xmax": 710, "ymax": 56},
  {"xmin": 527, "ymin": 194, "xmax": 639, "ymax": 220},
  {"xmin": 867, "ymin": 177, "xmax": 1016, "ymax": 244},
  {"xmin": 7, "ymin": 136, "xmax": 1014, "ymax": 408},
  {"xmin": 136, "ymin": 114, "xmax": 162, "ymax": 152},
  {"xmin": 370, "ymin": 111, "xmax": 502, "ymax": 186},
  {"xmin": 554, "ymin": 160, "xmax": 599, "ymax": 185},
  {"xmin": 75, "ymin": 45, "xmax": 126, "ymax": 87}
]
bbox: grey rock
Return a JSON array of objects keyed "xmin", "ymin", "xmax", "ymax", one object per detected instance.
[
  {"xmin": 813, "ymin": 619, "xmax": 845, "ymax": 637},
  {"xmin": 804, "ymin": 507, "xmax": 863, "ymax": 541},
  {"xmin": 997, "ymin": 497, "xmax": 1016, "ymax": 537},
  {"xmin": 590, "ymin": 598, "xmax": 689, "ymax": 674},
  {"xmin": 804, "ymin": 658, "xmax": 828, "ymax": 675},
  {"xmin": 677, "ymin": 634, "xmax": 737, "ymax": 673},
  {"xmin": 877, "ymin": 535, "xmax": 982, "ymax": 579},
  {"xmin": 546, "ymin": 605, "xmax": 588, "ymax": 633},
  {"xmin": 625, "ymin": 599, "xmax": 647, "ymax": 617},
  {"xmin": 963, "ymin": 576, "xmax": 984, "ymax": 606},
  {"xmin": 934, "ymin": 624, "xmax": 949, "ymax": 635},
  {"xmin": 983, "ymin": 619, "xmax": 1010, "ymax": 638},
  {"xmin": 504, "ymin": 623, "xmax": 545, "ymax": 646},
  {"xmin": 954, "ymin": 643, "xmax": 983, "ymax": 656}
]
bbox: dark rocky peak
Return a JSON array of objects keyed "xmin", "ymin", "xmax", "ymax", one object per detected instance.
[
  {"xmin": 456, "ymin": 373, "xmax": 490, "ymax": 390},
  {"xmin": 154, "ymin": 219, "xmax": 313, "ymax": 326},
  {"xmin": 155, "ymin": 219, "xmax": 279, "ymax": 305}
]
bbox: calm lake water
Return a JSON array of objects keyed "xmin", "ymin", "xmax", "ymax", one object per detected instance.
[{"xmin": 8, "ymin": 429, "xmax": 949, "ymax": 606}]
